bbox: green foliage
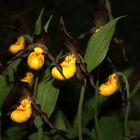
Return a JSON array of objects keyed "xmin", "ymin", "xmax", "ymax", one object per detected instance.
[
  {"xmin": 4, "ymin": 125, "xmax": 29, "ymax": 140},
  {"xmin": 54, "ymin": 110, "xmax": 71, "ymax": 131},
  {"xmin": 29, "ymin": 132, "xmax": 50, "ymax": 140},
  {"xmin": 34, "ymin": 8, "xmax": 44, "ymax": 35},
  {"xmin": 37, "ymin": 79, "xmax": 59, "ymax": 118},
  {"xmin": 98, "ymin": 114, "xmax": 123, "ymax": 140},
  {"xmin": 130, "ymin": 80, "xmax": 140, "ymax": 99},
  {"xmin": 0, "ymin": 75, "xmax": 12, "ymax": 109},
  {"xmin": 84, "ymin": 16, "xmax": 124, "ymax": 72},
  {"xmin": 7, "ymin": 58, "xmax": 21, "ymax": 82},
  {"xmin": 44, "ymin": 15, "xmax": 53, "ymax": 32},
  {"xmin": 82, "ymin": 95, "xmax": 109, "ymax": 127}
]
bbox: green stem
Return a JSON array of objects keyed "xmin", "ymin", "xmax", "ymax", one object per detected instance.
[
  {"xmin": 37, "ymin": 127, "xmax": 43, "ymax": 140},
  {"xmin": 34, "ymin": 76, "xmax": 39, "ymax": 97},
  {"xmin": 77, "ymin": 85, "xmax": 86, "ymax": 140},
  {"xmin": 34, "ymin": 116, "xmax": 43, "ymax": 140},
  {"xmin": 124, "ymin": 102, "xmax": 130, "ymax": 137},
  {"xmin": 117, "ymin": 72, "xmax": 130, "ymax": 138},
  {"xmin": 0, "ymin": 120, "xmax": 1, "ymax": 140},
  {"xmin": 94, "ymin": 80, "xmax": 103, "ymax": 140},
  {"xmin": 106, "ymin": 0, "xmax": 113, "ymax": 20}
]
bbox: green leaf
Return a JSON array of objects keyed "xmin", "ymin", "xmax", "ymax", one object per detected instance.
[
  {"xmin": 129, "ymin": 120, "xmax": 140, "ymax": 132},
  {"xmin": 34, "ymin": 8, "xmax": 44, "ymax": 35},
  {"xmin": 7, "ymin": 59, "xmax": 21, "ymax": 82},
  {"xmin": 34, "ymin": 115, "xmax": 44, "ymax": 129},
  {"xmin": 4, "ymin": 125, "xmax": 28, "ymax": 140},
  {"xmin": 105, "ymin": 0, "xmax": 113, "ymax": 20},
  {"xmin": 34, "ymin": 116, "xmax": 44, "ymax": 140},
  {"xmin": 130, "ymin": 80, "xmax": 140, "ymax": 99},
  {"xmin": 84, "ymin": 16, "xmax": 124, "ymax": 72},
  {"xmin": 29, "ymin": 130, "xmax": 70, "ymax": 140},
  {"xmin": 122, "ymin": 67, "xmax": 134, "ymax": 78},
  {"xmin": 82, "ymin": 94, "xmax": 109, "ymax": 127},
  {"xmin": 44, "ymin": 15, "xmax": 53, "ymax": 32},
  {"xmin": 0, "ymin": 75, "xmax": 12, "ymax": 109},
  {"xmin": 37, "ymin": 79, "xmax": 59, "ymax": 118},
  {"xmin": 54, "ymin": 110, "xmax": 71, "ymax": 131},
  {"xmin": 29, "ymin": 132, "xmax": 51, "ymax": 140},
  {"xmin": 24, "ymin": 34, "xmax": 33, "ymax": 43},
  {"xmin": 98, "ymin": 114, "xmax": 123, "ymax": 140}
]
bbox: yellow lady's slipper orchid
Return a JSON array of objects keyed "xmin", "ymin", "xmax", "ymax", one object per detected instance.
[
  {"xmin": 9, "ymin": 36, "xmax": 25, "ymax": 54},
  {"xmin": 10, "ymin": 98, "xmax": 32, "ymax": 123},
  {"xmin": 95, "ymin": 28, "xmax": 100, "ymax": 32},
  {"xmin": 99, "ymin": 73, "xmax": 118, "ymax": 96},
  {"xmin": 27, "ymin": 47, "xmax": 45, "ymax": 70},
  {"xmin": 51, "ymin": 54, "xmax": 77, "ymax": 80},
  {"xmin": 20, "ymin": 72, "xmax": 34, "ymax": 85}
]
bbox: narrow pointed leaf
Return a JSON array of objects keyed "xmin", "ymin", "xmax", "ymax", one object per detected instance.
[
  {"xmin": 34, "ymin": 8, "xmax": 44, "ymax": 35},
  {"xmin": 44, "ymin": 15, "xmax": 53, "ymax": 32},
  {"xmin": 84, "ymin": 16, "xmax": 125, "ymax": 72},
  {"xmin": 37, "ymin": 79, "xmax": 59, "ymax": 118}
]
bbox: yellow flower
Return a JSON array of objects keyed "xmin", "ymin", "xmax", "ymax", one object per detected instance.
[
  {"xmin": 51, "ymin": 54, "xmax": 77, "ymax": 80},
  {"xmin": 99, "ymin": 73, "xmax": 118, "ymax": 96},
  {"xmin": 20, "ymin": 72, "xmax": 34, "ymax": 85},
  {"xmin": 9, "ymin": 36, "xmax": 25, "ymax": 54},
  {"xmin": 10, "ymin": 98, "xmax": 32, "ymax": 123},
  {"xmin": 95, "ymin": 28, "xmax": 100, "ymax": 32},
  {"xmin": 27, "ymin": 47, "xmax": 45, "ymax": 70}
]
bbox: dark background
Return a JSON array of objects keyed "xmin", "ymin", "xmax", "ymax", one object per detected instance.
[{"xmin": 0, "ymin": 0, "xmax": 139, "ymax": 85}]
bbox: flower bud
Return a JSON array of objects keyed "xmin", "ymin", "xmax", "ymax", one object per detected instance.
[
  {"xmin": 99, "ymin": 73, "xmax": 118, "ymax": 96},
  {"xmin": 10, "ymin": 98, "xmax": 32, "ymax": 123}
]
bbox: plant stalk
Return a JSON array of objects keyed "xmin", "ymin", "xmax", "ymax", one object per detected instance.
[
  {"xmin": 117, "ymin": 72, "xmax": 130, "ymax": 138},
  {"xmin": 94, "ymin": 80, "xmax": 103, "ymax": 140},
  {"xmin": 34, "ymin": 76, "xmax": 39, "ymax": 98},
  {"xmin": 77, "ymin": 85, "xmax": 86, "ymax": 140}
]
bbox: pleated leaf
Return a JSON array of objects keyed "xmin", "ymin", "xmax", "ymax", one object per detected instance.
[
  {"xmin": 84, "ymin": 16, "xmax": 124, "ymax": 72},
  {"xmin": 37, "ymin": 79, "xmax": 59, "ymax": 118}
]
